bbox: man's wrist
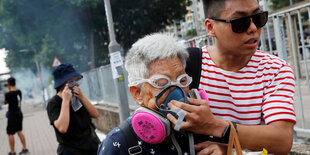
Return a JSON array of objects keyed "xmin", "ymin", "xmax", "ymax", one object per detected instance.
[
  {"xmin": 212, "ymin": 118, "xmax": 230, "ymax": 138},
  {"xmin": 78, "ymin": 95, "xmax": 86, "ymax": 103},
  {"xmin": 221, "ymin": 121, "xmax": 238, "ymax": 143},
  {"xmin": 62, "ymin": 98, "xmax": 71, "ymax": 105}
]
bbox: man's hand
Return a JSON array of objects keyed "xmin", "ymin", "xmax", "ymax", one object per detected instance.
[
  {"xmin": 195, "ymin": 141, "xmax": 227, "ymax": 155},
  {"xmin": 62, "ymin": 86, "xmax": 72, "ymax": 103},
  {"xmin": 167, "ymin": 97, "xmax": 228, "ymax": 138},
  {"xmin": 72, "ymin": 86, "xmax": 85, "ymax": 100}
]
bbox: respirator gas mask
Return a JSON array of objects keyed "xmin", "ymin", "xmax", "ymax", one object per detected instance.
[{"xmin": 131, "ymin": 85, "xmax": 209, "ymax": 155}]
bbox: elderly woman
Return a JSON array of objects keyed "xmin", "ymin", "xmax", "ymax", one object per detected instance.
[{"xmin": 97, "ymin": 33, "xmax": 226, "ymax": 155}]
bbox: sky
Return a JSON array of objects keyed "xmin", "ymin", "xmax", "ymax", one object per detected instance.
[{"xmin": 0, "ymin": 48, "xmax": 9, "ymax": 74}]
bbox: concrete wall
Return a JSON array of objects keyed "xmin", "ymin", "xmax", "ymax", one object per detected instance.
[{"xmin": 92, "ymin": 104, "xmax": 135, "ymax": 134}]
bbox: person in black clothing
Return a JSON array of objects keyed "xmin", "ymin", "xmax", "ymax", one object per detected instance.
[
  {"xmin": 47, "ymin": 63, "xmax": 100, "ymax": 155},
  {"xmin": 3, "ymin": 77, "xmax": 29, "ymax": 155}
]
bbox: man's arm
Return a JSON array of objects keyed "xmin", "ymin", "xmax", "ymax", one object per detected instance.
[
  {"xmin": 167, "ymin": 98, "xmax": 294, "ymax": 154},
  {"xmin": 73, "ymin": 86, "xmax": 99, "ymax": 118},
  {"xmin": 238, "ymin": 120, "xmax": 294, "ymax": 154},
  {"xmin": 53, "ymin": 86, "xmax": 71, "ymax": 134}
]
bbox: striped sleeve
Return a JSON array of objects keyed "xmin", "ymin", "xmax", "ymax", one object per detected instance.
[{"xmin": 262, "ymin": 63, "xmax": 296, "ymax": 124}]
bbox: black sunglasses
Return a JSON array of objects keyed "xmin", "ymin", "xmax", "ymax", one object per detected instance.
[{"xmin": 211, "ymin": 11, "xmax": 268, "ymax": 33}]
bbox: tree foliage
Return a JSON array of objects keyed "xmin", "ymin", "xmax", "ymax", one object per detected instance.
[
  {"xmin": 0, "ymin": 0, "xmax": 91, "ymax": 72},
  {"xmin": 186, "ymin": 29, "xmax": 197, "ymax": 37},
  {"xmin": 0, "ymin": 0, "xmax": 189, "ymax": 73},
  {"xmin": 35, "ymin": 34, "xmax": 65, "ymax": 68},
  {"xmin": 269, "ymin": 0, "xmax": 304, "ymax": 10}
]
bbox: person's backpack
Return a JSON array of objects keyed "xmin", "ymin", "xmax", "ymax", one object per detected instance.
[
  {"xmin": 119, "ymin": 120, "xmax": 143, "ymax": 155},
  {"xmin": 119, "ymin": 47, "xmax": 203, "ymax": 155},
  {"xmin": 185, "ymin": 47, "xmax": 202, "ymax": 89}
]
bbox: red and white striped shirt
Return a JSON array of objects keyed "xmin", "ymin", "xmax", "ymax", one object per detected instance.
[{"xmin": 199, "ymin": 46, "xmax": 296, "ymax": 125}]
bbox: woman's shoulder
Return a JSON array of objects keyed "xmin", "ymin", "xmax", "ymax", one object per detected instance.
[
  {"xmin": 106, "ymin": 118, "xmax": 134, "ymax": 142},
  {"xmin": 98, "ymin": 120, "xmax": 131, "ymax": 154},
  {"xmin": 106, "ymin": 126, "xmax": 125, "ymax": 139}
]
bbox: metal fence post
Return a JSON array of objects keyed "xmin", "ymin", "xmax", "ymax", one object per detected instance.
[
  {"xmin": 288, "ymin": 13, "xmax": 305, "ymax": 128},
  {"xmin": 297, "ymin": 10, "xmax": 310, "ymax": 100},
  {"xmin": 266, "ymin": 22, "xmax": 273, "ymax": 54},
  {"xmin": 260, "ymin": 28, "xmax": 266, "ymax": 52},
  {"xmin": 273, "ymin": 16, "xmax": 287, "ymax": 61}
]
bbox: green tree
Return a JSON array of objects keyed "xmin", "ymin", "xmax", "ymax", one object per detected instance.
[
  {"xmin": 186, "ymin": 29, "xmax": 197, "ymax": 37},
  {"xmin": 0, "ymin": 0, "xmax": 189, "ymax": 73},
  {"xmin": 0, "ymin": 0, "xmax": 90, "ymax": 72},
  {"xmin": 35, "ymin": 34, "xmax": 65, "ymax": 67},
  {"xmin": 111, "ymin": 0, "xmax": 189, "ymax": 49},
  {"xmin": 269, "ymin": 0, "xmax": 304, "ymax": 10}
]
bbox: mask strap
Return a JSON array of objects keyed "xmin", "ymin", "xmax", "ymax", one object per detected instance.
[
  {"xmin": 188, "ymin": 133, "xmax": 195, "ymax": 155},
  {"xmin": 171, "ymin": 131, "xmax": 182, "ymax": 155},
  {"xmin": 170, "ymin": 109, "xmax": 187, "ymax": 131}
]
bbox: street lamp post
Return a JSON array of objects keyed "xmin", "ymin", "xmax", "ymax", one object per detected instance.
[{"xmin": 103, "ymin": 0, "xmax": 130, "ymax": 122}]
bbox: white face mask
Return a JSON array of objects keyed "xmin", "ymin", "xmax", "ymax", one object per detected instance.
[
  {"xmin": 66, "ymin": 78, "xmax": 83, "ymax": 112},
  {"xmin": 67, "ymin": 78, "xmax": 83, "ymax": 89}
]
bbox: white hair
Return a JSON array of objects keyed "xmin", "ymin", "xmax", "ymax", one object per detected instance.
[{"xmin": 125, "ymin": 33, "xmax": 189, "ymax": 87}]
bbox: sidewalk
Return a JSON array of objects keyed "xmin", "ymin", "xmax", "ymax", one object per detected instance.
[
  {"xmin": 0, "ymin": 103, "xmax": 106, "ymax": 155},
  {"xmin": 0, "ymin": 104, "xmax": 58, "ymax": 155}
]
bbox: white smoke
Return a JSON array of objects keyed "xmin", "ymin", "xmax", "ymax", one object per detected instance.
[{"xmin": 11, "ymin": 67, "xmax": 51, "ymax": 105}]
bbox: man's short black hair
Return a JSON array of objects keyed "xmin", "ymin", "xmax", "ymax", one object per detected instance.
[
  {"xmin": 7, "ymin": 77, "xmax": 16, "ymax": 86},
  {"xmin": 202, "ymin": 0, "xmax": 226, "ymax": 18},
  {"xmin": 202, "ymin": 0, "xmax": 260, "ymax": 18}
]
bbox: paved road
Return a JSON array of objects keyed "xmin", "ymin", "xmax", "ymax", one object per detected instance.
[
  {"xmin": 0, "ymin": 102, "xmax": 106, "ymax": 155},
  {"xmin": 0, "ymin": 104, "xmax": 58, "ymax": 155}
]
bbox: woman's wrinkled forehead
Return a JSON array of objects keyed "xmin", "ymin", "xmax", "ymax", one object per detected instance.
[{"xmin": 147, "ymin": 57, "xmax": 185, "ymax": 78}]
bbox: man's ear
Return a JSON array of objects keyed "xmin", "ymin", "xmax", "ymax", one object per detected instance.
[
  {"xmin": 205, "ymin": 18, "xmax": 216, "ymax": 37},
  {"xmin": 129, "ymin": 86, "xmax": 143, "ymax": 104}
]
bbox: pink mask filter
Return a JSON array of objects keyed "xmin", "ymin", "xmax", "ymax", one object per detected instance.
[{"xmin": 131, "ymin": 107, "xmax": 171, "ymax": 144}]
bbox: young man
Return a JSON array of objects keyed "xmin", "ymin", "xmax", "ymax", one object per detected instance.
[
  {"xmin": 4, "ymin": 77, "xmax": 29, "ymax": 155},
  {"xmin": 47, "ymin": 63, "xmax": 100, "ymax": 155},
  {"xmin": 167, "ymin": 0, "xmax": 296, "ymax": 154}
]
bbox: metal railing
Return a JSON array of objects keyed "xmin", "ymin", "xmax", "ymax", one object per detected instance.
[{"xmin": 268, "ymin": 3, "xmax": 310, "ymax": 135}]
